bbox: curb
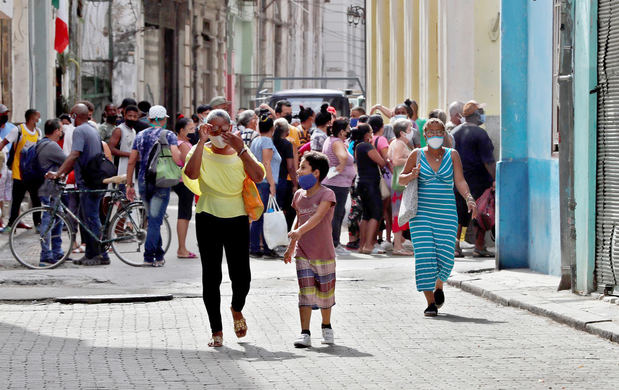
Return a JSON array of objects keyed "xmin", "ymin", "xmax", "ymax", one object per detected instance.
[
  {"xmin": 55, "ymin": 294, "xmax": 174, "ymax": 304},
  {"xmin": 447, "ymin": 278, "xmax": 619, "ymax": 344}
]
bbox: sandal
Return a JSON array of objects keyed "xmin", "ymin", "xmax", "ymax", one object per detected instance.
[
  {"xmin": 392, "ymin": 249, "xmax": 414, "ymax": 256},
  {"xmin": 177, "ymin": 251, "xmax": 198, "ymax": 259},
  {"xmin": 208, "ymin": 334, "xmax": 223, "ymax": 347},
  {"xmin": 473, "ymin": 248, "xmax": 494, "ymax": 258},
  {"xmin": 231, "ymin": 307, "xmax": 247, "ymax": 338},
  {"xmin": 454, "ymin": 248, "xmax": 464, "ymax": 258}
]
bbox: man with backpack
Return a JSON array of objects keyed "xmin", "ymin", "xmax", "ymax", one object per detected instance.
[
  {"xmin": 126, "ymin": 105, "xmax": 181, "ymax": 267},
  {"xmin": 37, "ymin": 119, "xmax": 67, "ymax": 266},
  {"xmin": 47, "ymin": 103, "xmax": 116, "ymax": 266},
  {"xmin": 0, "ymin": 108, "xmax": 42, "ymax": 233}
]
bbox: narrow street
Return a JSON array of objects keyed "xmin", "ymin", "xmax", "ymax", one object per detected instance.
[{"xmin": 1, "ymin": 251, "xmax": 618, "ymax": 389}]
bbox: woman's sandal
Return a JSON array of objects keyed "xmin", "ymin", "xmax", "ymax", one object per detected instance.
[
  {"xmin": 231, "ymin": 307, "xmax": 247, "ymax": 338},
  {"xmin": 392, "ymin": 249, "xmax": 414, "ymax": 256},
  {"xmin": 208, "ymin": 334, "xmax": 223, "ymax": 347}
]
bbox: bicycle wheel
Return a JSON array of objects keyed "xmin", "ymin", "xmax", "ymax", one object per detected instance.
[
  {"xmin": 9, "ymin": 207, "xmax": 74, "ymax": 270},
  {"xmin": 108, "ymin": 202, "xmax": 171, "ymax": 266}
]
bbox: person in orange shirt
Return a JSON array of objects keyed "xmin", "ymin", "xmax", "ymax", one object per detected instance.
[{"xmin": 297, "ymin": 106, "xmax": 314, "ymax": 146}]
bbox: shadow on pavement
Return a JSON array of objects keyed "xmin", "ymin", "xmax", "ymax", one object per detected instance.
[
  {"xmin": 0, "ymin": 321, "xmax": 267, "ymax": 387},
  {"xmin": 309, "ymin": 344, "xmax": 374, "ymax": 358},
  {"xmin": 437, "ymin": 313, "xmax": 507, "ymax": 325}
]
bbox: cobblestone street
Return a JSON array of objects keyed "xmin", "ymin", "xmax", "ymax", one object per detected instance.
[{"xmin": 1, "ymin": 258, "xmax": 618, "ymax": 389}]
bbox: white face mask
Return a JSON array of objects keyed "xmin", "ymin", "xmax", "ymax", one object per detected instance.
[
  {"xmin": 427, "ymin": 136, "xmax": 444, "ymax": 149},
  {"xmin": 391, "ymin": 115, "xmax": 407, "ymax": 124},
  {"xmin": 210, "ymin": 135, "xmax": 226, "ymax": 149}
]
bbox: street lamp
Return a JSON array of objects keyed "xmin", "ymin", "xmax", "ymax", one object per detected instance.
[{"xmin": 347, "ymin": 5, "xmax": 365, "ymax": 26}]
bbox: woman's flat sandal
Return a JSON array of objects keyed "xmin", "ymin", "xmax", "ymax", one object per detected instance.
[
  {"xmin": 233, "ymin": 318, "xmax": 247, "ymax": 338},
  {"xmin": 208, "ymin": 335, "xmax": 223, "ymax": 347}
]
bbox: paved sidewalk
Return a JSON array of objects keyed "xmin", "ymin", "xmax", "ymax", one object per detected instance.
[
  {"xmin": 448, "ymin": 263, "xmax": 619, "ymax": 343},
  {"xmin": 1, "ymin": 259, "xmax": 619, "ymax": 389}
]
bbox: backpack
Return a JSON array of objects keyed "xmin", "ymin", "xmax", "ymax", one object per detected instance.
[
  {"xmin": 7, "ymin": 125, "xmax": 40, "ymax": 171},
  {"xmin": 20, "ymin": 138, "xmax": 52, "ymax": 184},
  {"xmin": 146, "ymin": 129, "xmax": 181, "ymax": 188},
  {"xmin": 82, "ymin": 140, "xmax": 117, "ymax": 189}
]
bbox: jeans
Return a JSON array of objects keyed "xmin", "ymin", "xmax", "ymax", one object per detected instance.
[
  {"xmin": 8, "ymin": 178, "xmax": 41, "ymax": 227},
  {"xmin": 275, "ymin": 179, "xmax": 295, "ymax": 231},
  {"xmin": 325, "ymin": 185, "xmax": 349, "ymax": 247},
  {"xmin": 249, "ymin": 182, "xmax": 271, "ymax": 253},
  {"xmin": 196, "ymin": 212, "xmax": 251, "ymax": 333},
  {"xmin": 79, "ymin": 190, "xmax": 107, "ymax": 260},
  {"xmin": 39, "ymin": 196, "xmax": 64, "ymax": 262},
  {"xmin": 139, "ymin": 182, "xmax": 171, "ymax": 262}
]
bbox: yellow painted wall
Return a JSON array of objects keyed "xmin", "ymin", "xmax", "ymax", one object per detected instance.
[
  {"xmin": 366, "ymin": 0, "xmax": 500, "ymax": 118},
  {"xmin": 474, "ymin": 0, "xmax": 501, "ymax": 116}
]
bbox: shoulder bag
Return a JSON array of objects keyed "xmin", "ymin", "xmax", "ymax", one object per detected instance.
[{"xmin": 398, "ymin": 149, "xmax": 421, "ymax": 224}]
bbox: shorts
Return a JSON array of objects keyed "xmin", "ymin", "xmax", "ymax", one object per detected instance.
[
  {"xmin": 455, "ymin": 190, "xmax": 472, "ymax": 227},
  {"xmin": 0, "ymin": 168, "xmax": 12, "ymax": 202},
  {"xmin": 172, "ymin": 182, "xmax": 194, "ymax": 221},
  {"xmin": 296, "ymin": 257, "xmax": 336, "ymax": 309},
  {"xmin": 357, "ymin": 180, "xmax": 382, "ymax": 221}
]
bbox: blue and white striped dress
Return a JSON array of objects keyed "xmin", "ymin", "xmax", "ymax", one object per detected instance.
[{"xmin": 409, "ymin": 148, "xmax": 458, "ymax": 291}]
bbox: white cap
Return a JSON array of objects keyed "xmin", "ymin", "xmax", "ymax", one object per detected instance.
[{"xmin": 148, "ymin": 105, "xmax": 169, "ymax": 119}]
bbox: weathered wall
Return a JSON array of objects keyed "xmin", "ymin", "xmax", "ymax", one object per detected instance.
[
  {"xmin": 498, "ymin": 0, "xmax": 561, "ymax": 276},
  {"xmin": 573, "ymin": 0, "xmax": 597, "ymax": 293}
]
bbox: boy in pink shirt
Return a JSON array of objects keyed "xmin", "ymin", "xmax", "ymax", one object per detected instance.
[{"xmin": 284, "ymin": 151, "xmax": 337, "ymax": 347}]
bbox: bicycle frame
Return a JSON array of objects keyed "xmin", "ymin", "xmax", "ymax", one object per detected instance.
[{"xmin": 44, "ymin": 186, "xmax": 141, "ymax": 247}]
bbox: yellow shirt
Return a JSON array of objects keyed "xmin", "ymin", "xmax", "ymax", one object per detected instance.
[
  {"xmin": 12, "ymin": 124, "xmax": 40, "ymax": 180},
  {"xmin": 287, "ymin": 124, "xmax": 301, "ymax": 149},
  {"xmin": 182, "ymin": 145, "xmax": 265, "ymax": 219}
]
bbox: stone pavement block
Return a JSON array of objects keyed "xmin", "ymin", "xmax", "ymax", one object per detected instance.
[{"xmin": 448, "ymin": 264, "xmax": 619, "ymax": 344}]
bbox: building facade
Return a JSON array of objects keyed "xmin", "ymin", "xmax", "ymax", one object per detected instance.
[
  {"xmin": 0, "ymin": 0, "xmax": 343, "ymax": 123},
  {"xmin": 365, "ymin": 0, "xmax": 501, "ymax": 157}
]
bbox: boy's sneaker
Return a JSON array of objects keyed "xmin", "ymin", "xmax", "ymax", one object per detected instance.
[
  {"xmin": 334, "ymin": 245, "xmax": 350, "ymax": 256},
  {"xmin": 293, "ymin": 333, "xmax": 312, "ymax": 348},
  {"xmin": 321, "ymin": 328, "xmax": 334, "ymax": 345}
]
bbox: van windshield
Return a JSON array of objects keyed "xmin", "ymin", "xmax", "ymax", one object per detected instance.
[{"xmin": 270, "ymin": 96, "xmax": 349, "ymax": 117}]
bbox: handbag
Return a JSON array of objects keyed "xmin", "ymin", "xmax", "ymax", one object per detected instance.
[
  {"xmin": 375, "ymin": 138, "xmax": 390, "ymax": 199},
  {"xmin": 475, "ymin": 187, "xmax": 495, "ymax": 231},
  {"xmin": 242, "ymin": 176, "xmax": 264, "ymax": 222},
  {"xmin": 398, "ymin": 149, "xmax": 421, "ymax": 224},
  {"xmin": 263, "ymin": 195, "xmax": 288, "ymax": 248}
]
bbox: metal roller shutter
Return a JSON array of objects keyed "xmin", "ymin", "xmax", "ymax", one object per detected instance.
[{"xmin": 596, "ymin": 0, "xmax": 619, "ymax": 292}]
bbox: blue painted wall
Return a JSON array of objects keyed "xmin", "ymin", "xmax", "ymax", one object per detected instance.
[
  {"xmin": 497, "ymin": 0, "xmax": 529, "ymax": 269},
  {"xmin": 498, "ymin": 0, "xmax": 561, "ymax": 275}
]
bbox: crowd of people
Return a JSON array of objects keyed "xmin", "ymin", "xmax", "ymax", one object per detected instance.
[{"xmin": 0, "ymin": 94, "xmax": 496, "ymax": 346}]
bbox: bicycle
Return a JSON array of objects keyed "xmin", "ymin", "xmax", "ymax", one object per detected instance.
[{"xmin": 9, "ymin": 175, "xmax": 171, "ymax": 269}]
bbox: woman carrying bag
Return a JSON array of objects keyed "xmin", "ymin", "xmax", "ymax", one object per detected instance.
[
  {"xmin": 184, "ymin": 109, "xmax": 265, "ymax": 348},
  {"xmin": 398, "ymin": 119, "xmax": 477, "ymax": 317}
]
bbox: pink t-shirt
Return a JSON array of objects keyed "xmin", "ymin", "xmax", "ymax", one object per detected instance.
[
  {"xmin": 372, "ymin": 135, "xmax": 389, "ymax": 152},
  {"xmin": 292, "ymin": 185, "xmax": 336, "ymax": 260}
]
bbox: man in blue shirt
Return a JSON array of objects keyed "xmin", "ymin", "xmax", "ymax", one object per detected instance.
[{"xmin": 126, "ymin": 105, "xmax": 181, "ymax": 266}]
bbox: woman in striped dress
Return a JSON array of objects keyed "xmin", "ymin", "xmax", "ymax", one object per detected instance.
[{"xmin": 398, "ymin": 118, "xmax": 477, "ymax": 316}]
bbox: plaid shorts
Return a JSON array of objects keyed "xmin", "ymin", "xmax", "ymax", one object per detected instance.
[{"xmin": 295, "ymin": 257, "xmax": 336, "ymax": 309}]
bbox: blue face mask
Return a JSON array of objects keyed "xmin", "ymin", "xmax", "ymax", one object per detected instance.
[
  {"xmin": 349, "ymin": 118, "xmax": 358, "ymax": 128},
  {"xmin": 298, "ymin": 173, "xmax": 317, "ymax": 190},
  {"xmin": 479, "ymin": 114, "xmax": 486, "ymax": 124}
]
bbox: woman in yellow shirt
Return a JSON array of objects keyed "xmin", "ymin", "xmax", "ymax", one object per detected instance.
[{"xmin": 184, "ymin": 109, "xmax": 265, "ymax": 348}]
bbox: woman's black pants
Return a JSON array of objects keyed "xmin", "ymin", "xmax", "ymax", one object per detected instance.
[{"xmin": 196, "ymin": 212, "xmax": 251, "ymax": 333}]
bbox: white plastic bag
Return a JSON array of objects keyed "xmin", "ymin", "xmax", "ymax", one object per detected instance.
[
  {"xmin": 263, "ymin": 195, "xmax": 289, "ymax": 249},
  {"xmin": 398, "ymin": 149, "xmax": 421, "ymax": 224}
]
